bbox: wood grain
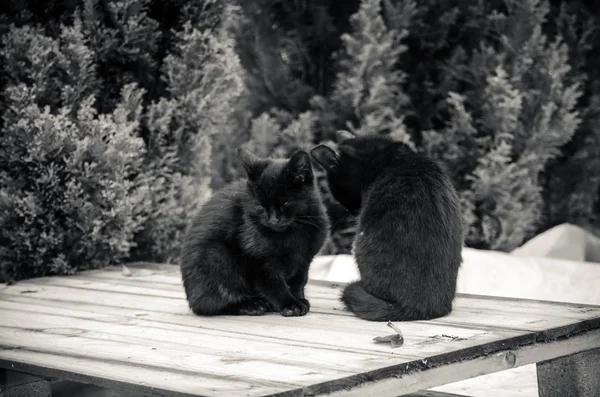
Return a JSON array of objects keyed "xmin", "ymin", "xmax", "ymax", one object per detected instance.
[
  {"xmin": 23, "ymin": 274, "xmax": 600, "ymax": 333},
  {"xmin": 0, "ymin": 297, "xmax": 529, "ymax": 366},
  {"xmin": 316, "ymin": 328, "xmax": 600, "ymax": 397},
  {"xmin": 1, "ymin": 265, "xmax": 599, "ymax": 397}
]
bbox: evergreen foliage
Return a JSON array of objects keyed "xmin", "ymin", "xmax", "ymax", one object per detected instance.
[
  {"xmin": 0, "ymin": 0, "xmax": 232, "ymax": 280},
  {"xmin": 230, "ymin": 0, "xmax": 600, "ymax": 253},
  {"xmin": 1, "ymin": 0, "xmax": 599, "ymax": 281},
  {"xmin": 0, "ymin": 18, "xmax": 148, "ymax": 278},
  {"xmin": 330, "ymin": 0, "xmax": 414, "ymax": 145},
  {"xmin": 423, "ymin": 0, "xmax": 584, "ymax": 250},
  {"xmin": 136, "ymin": 18, "xmax": 243, "ymax": 262}
]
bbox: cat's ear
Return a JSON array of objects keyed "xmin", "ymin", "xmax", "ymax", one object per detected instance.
[
  {"xmin": 336, "ymin": 130, "xmax": 355, "ymax": 142},
  {"xmin": 310, "ymin": 144, "xmax": 339, "ymax": 172},
  {"xmin": 287, "ymin": 150, "xmax": 313, "ymax": 184},
  {"xmin": 236, "ymin": 147, "xmax": 267, "ymax": 181}
]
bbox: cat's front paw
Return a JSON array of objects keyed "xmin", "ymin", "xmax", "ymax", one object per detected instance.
[
  {"xmin": 298, "ymin": 298, "xmax": 310, "ymax": 311},
  {"xmin": 280, "ymin": 299, "xmax": 310, "ymax": 317},
  {"xmin": 237, "ymin": 298, "xmax": 272, "ymax": 316}
]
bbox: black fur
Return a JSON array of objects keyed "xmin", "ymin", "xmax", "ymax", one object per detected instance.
[
  {"xmin": 311, "ymin": 134, "xmax": 463, "ymax": 321},
  {"xmin": 180, "ymin": 148, "xmax": 328, "ymax": 317}
]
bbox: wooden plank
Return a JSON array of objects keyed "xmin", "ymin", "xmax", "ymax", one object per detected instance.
[
  {"xmin": 307, "ymin": 283, "xmax": 600, "ymax": 321},
  {"xmin": 1, "ymin": 267, "xmax": 600, "ymax": 397},
  {"xmin": 21, "ymin": 273, "xmax": 600, "ymax": 324},
  {"xmin": 0, "ymin": 283, "xmax": 511, "ymax": 344},
  {"xmin": 537, "ymin": 348, "xmax": 600, "ymax": 397},
  {"xmin": 25, "ymin": 276, "xmax": 185, "ymax": 299},
  {"xmin": 307, "ymin": 328, "xmax": 600, "ymax": 397},
  {"xmin": 0, "ymin": 298, "xmax": 527, "ymax": 368},
  {"xmin": 68, "ymin": 273, "xmax": 183, "ymax": 292},
  {"xmin": 0, "ymin": 350, "xmax": 290, "ymax": 397},
  {"xmin": 2, "ymin": 278, "xmax": 599, "ymax": 362},
  {"xmin": 57, "ymin": 268, "xmax": 600, "ymax": 333},
  {"xmin": 428, "ymin": 364, "xmax": 537, "ymax": 397},
  {"xmin": 0, "ymin": 284, "xmax": 524, "ymax": 343},
  {"xmin": 5, "ymin": 325, "xmax": 594, "ymax": 397},
  {"xmin": 0, "ymin": 304, "xmax": 395, "ymax": 374},
  {"xmin": 2, "ymin": 283, "xmax": 183, "ymax": 312},
  {"xmin": 307, "ymin": 280, "xmax": 600, "ymax": 313},
  {"xmin": 306, "ymin": 286, "xmax": 600, "ymax": 336},
  {"xmin": 0, "ymin": 295, "xmax": 531, "ymax": 397},
  {"xmin": 0, "ymin": 325, "xmax": 335, "ymax": 387},
  {"xmin": 8, "ymin": 276, "xmax": 600, "ymax": 337},
  {"xmin": 309, "ymin": 296, "xmax": 600, "ymax": 337},
  {"xmin": 80, "ymin": 268, "xmax": 182, "ymax": 286},
  {"xmin": 75, "ymin": 267, "xmax": 600, "ymax": 312}
]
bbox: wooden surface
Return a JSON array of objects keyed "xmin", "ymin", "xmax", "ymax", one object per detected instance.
[{"xmin": 0, "ymin": 263, "xmax": 599, "ymax": 397}]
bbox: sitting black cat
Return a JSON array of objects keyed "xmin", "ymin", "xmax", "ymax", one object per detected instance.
[
  {"xmin": 311, "ymin": 132, "xmax": 463, "ymax": 321},
  {"xmin": 180, "ymin": 148, "xmax": 328, "ymax": 317}
]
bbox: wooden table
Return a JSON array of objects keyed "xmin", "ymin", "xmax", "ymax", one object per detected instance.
[{"xmin": 1, "ymin": 263, "xmax": 599, "ymax": 397}]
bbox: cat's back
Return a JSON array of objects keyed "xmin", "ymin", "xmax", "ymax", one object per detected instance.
[
  {"xmin": 185, "ymin": 180, "xmax": 247, "ymax": 243},
  {"xmin": 368, "ymin": 148, "xmax": 458, "ymax": 215},
  {"xmin": 359, "ymin": 145, "xmax": 462, "ymax": 252},
  {"xmin": 338, "ymin": 139, "xmax": 463, "ymax": 320}
]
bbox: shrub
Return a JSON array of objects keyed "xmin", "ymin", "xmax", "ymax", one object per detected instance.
[
  {"xmin": 0, "ymin": 2, "xmax": 227, "ymax": 280},
  {"xmin": 422, "ymin": 0, "xmax": 583, "ymax": 250},
  {"xmin": 134, "ymin": 19, "xmax": 244, "ymax": 262},
  {"xmin": 230, "ymin": 0, "xmax": 599, "ymax": 253},
  {"xmin": 329, "ymin": 0, "xmax": 414, "ymax": 145},
  {"xmin": 2, "ymin": 0, "xmax": 599, "ymax": 281},
  {"xmin": 0, "ymin": 82, "xmax": 147, "ymax": 282}
]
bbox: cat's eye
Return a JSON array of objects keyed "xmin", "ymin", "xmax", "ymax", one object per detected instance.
[{"xmin": 282, "ymin": 201, "xmax": 290, "ymax": 208}]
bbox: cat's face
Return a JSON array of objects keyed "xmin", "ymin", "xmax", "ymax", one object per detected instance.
[{"xmin": 237, "ymin": 148, "xmax": 316, "ymax": 232}]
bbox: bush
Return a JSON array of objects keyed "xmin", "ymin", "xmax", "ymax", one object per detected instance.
[
  {"xmin": 329, "ymin": 0, "xmax": 414, "ymax": 145},
  {"xmin": 230, "ymin": 0, "xmax": 600, "ymax": 253},
  {"xmin": 423, "ymin": 1, "xmax": 584, "ymax": 250},
  {"xmin": 0, "ymin": 2, "xmax": 231, "ymax": 280},
  {"xmin": 0, "ymin": 18, "xmax": 148, "ymax": 279},
  {"xmin": 133, "ymin": 19, "xmax": 243, "ymax": 262},
  {"xmin": 1, "ymin": 0, "xmax": 600, "ymax": 282}
]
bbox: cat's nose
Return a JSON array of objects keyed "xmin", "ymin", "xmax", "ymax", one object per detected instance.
[{"xmin": 268, "ymin": 213, "xmax": 280, "ymax": 225}]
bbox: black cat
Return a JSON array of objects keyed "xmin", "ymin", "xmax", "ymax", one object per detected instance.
[
  {"xmin": 310, "ymin": 132, "xmax": 463, "ymax": 321},
  {"xmin": 180, "ymin": 148, "xmax": 328, "ymax": 317}
]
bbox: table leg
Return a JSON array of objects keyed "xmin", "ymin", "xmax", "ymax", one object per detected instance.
[
  {"xmin": 0, "ymin": 369, "xmax": 51, "ymax": 397},
  {"xmin": 537, "ymin": 348, "xmax": 600, "ymax": 397}
]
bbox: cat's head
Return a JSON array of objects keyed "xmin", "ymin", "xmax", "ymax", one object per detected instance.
[
  {"xmin": 310, "ymin": 131, "xmax": 396, "ymax": 214},
  {"xmin": 237, "ymin": 147, "xmax": 317, "ymax": 232}
]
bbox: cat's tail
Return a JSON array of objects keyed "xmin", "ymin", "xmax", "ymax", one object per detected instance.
[{"xmin": 341, "ymin": 281, "xmax": 448, "ymax": 321}]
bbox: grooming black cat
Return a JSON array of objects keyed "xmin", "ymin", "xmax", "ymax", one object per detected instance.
[
  {"xmin": 180, "ymin": 148, "xmax": 328, "ymax": 317},
  {"xmin": 311, "ymin": 132, "xmax": 463, "ymax": 321}
]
